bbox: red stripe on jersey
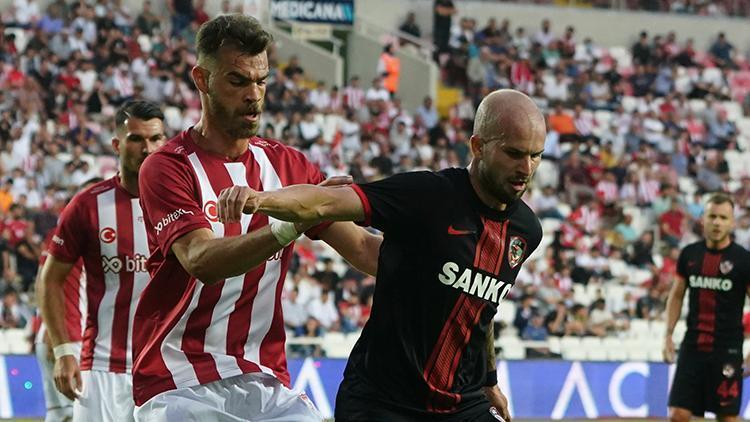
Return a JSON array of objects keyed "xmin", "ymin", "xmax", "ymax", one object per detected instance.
[
  {"xmin": 109, "ymin": 190, "xmax": 134, "ymax": 372},
  {"xmin": 697, "ymin": 252, "xmax": 721, "ymax": 352},
  {"xmin": 475, "ymin": 218, "xmax": 508, "ymax": 275},
  {"xmin": 423, "ymin": 296, "xmax": 486, "ymax": 413},
  {"xmin": 182, "ymin": 284, "xmax": 223, "ymax": 383}
]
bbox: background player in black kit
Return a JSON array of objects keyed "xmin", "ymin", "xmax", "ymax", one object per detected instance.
[
  {"xmin": 217, "ymin": 89, "xmax": 546, "ymax": 421},
  {"xmin": 663, "ymin": 192, "xmax": 750, "ymax": 422}
]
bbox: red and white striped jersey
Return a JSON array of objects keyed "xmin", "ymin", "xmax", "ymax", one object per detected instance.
[
  {"xmin": 35, "ymin": 234, "xmax": 87, "ymax": 345},
  {"xmin": 48, "ymin": 177, "xmax": 150, "ymax": 374},
  {"xmin": 133, "ymin": 131, "xmax": 328, "ymax": 406}
]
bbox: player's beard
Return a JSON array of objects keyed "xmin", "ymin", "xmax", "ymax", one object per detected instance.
[
  {"xmin": 479, "ymin": 163, "xmax": 524, "ymax": 205},
  {"xmin": 208, "ymin": 92, "xmax": 261, "ymax": 139}
]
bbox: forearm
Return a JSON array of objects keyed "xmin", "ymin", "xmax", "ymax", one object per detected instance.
[
  {"xmin": 184, "ymin": 225, "xmax": 289, "ymax": 284},
  {"xmin": 38, "ymin": 276, "xmax": 69, "ymax": 347},
  {"xmin": 487, "ymin": 320, "xmax": 496, "ymax": 371},
  {"xmin": 664, "ymin": 290, "xmax": 684, "ymax": 337},
  {"xmin": 256, "ymin": 185, "xmax": 363, "ymax": 223}
]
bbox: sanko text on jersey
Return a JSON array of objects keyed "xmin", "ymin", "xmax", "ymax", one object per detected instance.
[
  {"xmin": 438, "ymin": 262, "xmax": 513, "ymax": 305},
  {"xmin": 688, "ymin": 275, "xmax": 733, "ymax": 291}
]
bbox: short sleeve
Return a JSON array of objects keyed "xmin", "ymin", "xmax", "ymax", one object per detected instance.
[
  {"xmin": 351, "ymin": 171, "xmax": 446, "ymax": 233},
  {"xmin": 48, "ymin": 194, "xmax": 87, "ymax": 263},
  {"xmin": 675, "ymin": 247, "xmax": 689, "ymax": 279},
  {"xmin": 139, "ymin": 153, "xmax": 211, "ymax": 256}
]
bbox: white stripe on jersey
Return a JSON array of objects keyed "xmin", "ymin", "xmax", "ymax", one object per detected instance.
[
  {"xmin": 245, "ymin": 146, "xmax": 284, "ymax": 373},
  {"xmin": 79, "ymin": 270, "xmax": 87, "ymax": 339},
  {"xmin": 200, "ymin": 162, "xmax": 252, "ymax": 379},
  {"xmin": 94, "ymin": 189, "xmax": 118, "ymax": 371},
  {"xmin": 161, "ymin": 282, "xmax": 202, "ymax": 388},
  {"xmin": 157, "ymin": 153, "xmax": 225, "ymax": 388},
  {"xmin": 127, "ymin": 198, "xmax": 149, "ymax": 369}
]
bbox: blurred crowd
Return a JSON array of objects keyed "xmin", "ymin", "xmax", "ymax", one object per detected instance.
[
  {"xmin": 493, "ymin": 0, "xmax": 750, "ymax": 18},
  {"xmin": 0, "ymin": 0, "xmax": 750, "ymax": 358}
]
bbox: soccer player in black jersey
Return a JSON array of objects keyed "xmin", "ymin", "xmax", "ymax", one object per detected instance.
[
  {"xmin": 663, "ymin": 192, "xmax": 750, "ymax": 422},
  {"xmin": 217, "ymin": 89, "xmax": 546, "ymax": 421}
]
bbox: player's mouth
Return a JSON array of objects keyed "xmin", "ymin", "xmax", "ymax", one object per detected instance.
[
  {"xmin": 242, "ymin": 112, "xmax": 260, "ymax": 122},
  {"xmin": 509, "ymin": 179, "xmax": 528, "ymax": 192}
]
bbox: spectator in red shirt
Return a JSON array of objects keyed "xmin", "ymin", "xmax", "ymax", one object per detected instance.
[{"xmin": 659, "ymin": 200, "xmax": 687, "ymax": 248}]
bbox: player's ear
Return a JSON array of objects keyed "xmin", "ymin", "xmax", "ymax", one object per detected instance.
[
  {"xmin": 469, "ymin": 134, "xmax": 483, "ymax": 159},
  {"xmin": 191, "ymin": 65, "xmax": 209, "ymax": 94},
  {"xmin": 111, "ymin": 137, "xmax": 121, "ymax": 155}
]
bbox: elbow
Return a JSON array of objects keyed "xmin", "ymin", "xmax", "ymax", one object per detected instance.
[{"xmin": 183, "ymin": 248, "xmax": 219, "ymax": 285}]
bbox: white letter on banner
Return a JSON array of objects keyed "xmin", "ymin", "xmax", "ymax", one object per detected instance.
[
  {"xmin": 497, "ymin": 360, "xmax": 514, "ymax": 417},
  {"xmin": 609, "ymin": 362, "xmax": 648, "ymax": 417},
  {"xmin": 292, "ymin": 358, "xmax": 332, "ymax": 417},
  {"xmin": 551, "ymin": 362, "xmax": 598, "ymax": 419}
]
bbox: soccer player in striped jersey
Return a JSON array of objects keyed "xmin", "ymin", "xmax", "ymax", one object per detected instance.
[
  {"xmin": 220, "ymin": 89, "xmax": 546, "ymax": 421},
  {"xmin": 34, "ymin": 177, "xmax": 100, "ymax": 422},
  {"xmin": 664, "ymin": 192, "xmax": 750, "ymax": 421},
  {"xmin": 39, "ymin": 101, "xmax": 166, "ymax": 421},
  {"xmin": 132, "ymin": 15, "xmax": 381, "ymax": 421}
]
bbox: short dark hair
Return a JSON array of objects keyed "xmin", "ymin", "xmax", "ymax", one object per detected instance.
[
  {"xmin": 115, "ymin": 101, "xmax": 164, "ymax": 131},
  {"xmin": 706, "ymin": 192, "xmax": 734, "ymax": 209},
  {"xmin": 196, "ymin": 14, "xmax": 273, "ymax": 64}
]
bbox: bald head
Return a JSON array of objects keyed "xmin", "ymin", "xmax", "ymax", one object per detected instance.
[{"xmin": 472, "ymin": 89, "xmax": 545, "ymax": 145}]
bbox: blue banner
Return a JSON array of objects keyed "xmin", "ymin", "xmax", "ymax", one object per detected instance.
[
  {"xmin": 3, "ymin": 356, "xmax": 750, "ymax": 419},
  {"xmin": 270, "ymin": 0, "xmax": 354, "ymax": 25}
]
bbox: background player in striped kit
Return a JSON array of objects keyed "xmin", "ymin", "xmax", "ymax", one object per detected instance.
[
  {"xmin": 663, "ymin": 192, "xmax": 750, "ymax": 422},
  {"xmin": 218, "ymin": 89, "xmax": 546, "ymax": 421},
  {"xmin": 132, "ymin": 15, "xmax": 381, "ymax": 421},
  {"xmin": 33, "ymin": 177, "xmax": 100, "ymax": 422},
  {"xmin": 38, "ymin": 101, "xmax": 165, "ymax": 421}
]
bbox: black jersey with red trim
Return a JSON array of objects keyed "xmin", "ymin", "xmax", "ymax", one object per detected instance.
[
  {"xmin": 345, "ymin": 168, "xmax": 542, "ymax": 415},
  {"xmin": 677, "ymin": 241, "xmax": 750, "ymax": 352}
]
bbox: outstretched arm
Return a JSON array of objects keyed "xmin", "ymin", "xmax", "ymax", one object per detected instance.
[
  {"xmin": 218, "ymin": 184, "xmax": 365, "ymax": 224},
  {"xmin": 484, "ymin": 320, "xmax": 511, "ymax": 421}
]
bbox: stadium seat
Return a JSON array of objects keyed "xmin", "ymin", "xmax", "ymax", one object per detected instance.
[
  {"xmin": 587, "ymin": 348, "xmax": 608, "ymax": 361},
  {"xmin": 650, "ymin": 320, "xmax": 667, "ymax": 338},
  {"xmin": 562, "ymin": 346, "xmax": 587, "ymax": 361},
  {"xmin": 629, "ymin": 319, "xmax": 650, "ymax": 338},
  {"xmin": 0, "ymin": 331, "xmax": 8, "ymax": 354},
  {"xmin": 496, "ymin": 301, "xmax": 516, "ymax": 328},
  {"xmin": 497, "ymin": 337, "xmax": 525, "ymax": 360},
  {"xmin": 626, "ymin": 347, "xmax": 649, "ymax": 362},
  {"xmin": 547, "ymin": 336, "xmax": 561, "ymax": 354},
  {"xmin": 5, "ymin": 329, "xmax": 30, "ymax": 354}
]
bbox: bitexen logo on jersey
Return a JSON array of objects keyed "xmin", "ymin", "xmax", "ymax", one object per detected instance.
[
  {"xmin": 438, "ymin": 262, "xmax": 513, "ymax": 305},
  {"xmin": 688, "ymin": 275, "xmax": 733, "ymax": 291}
]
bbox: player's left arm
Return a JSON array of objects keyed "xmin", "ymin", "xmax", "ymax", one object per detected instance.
[
  {"xmin": 744, "ymin": 284, "xmax": 750, "ymax": 377},
  {"xmin": 317, "ymin": 222, "xmax": 382, "ymax": 277},
  {"xmin": 219, "ymin": 184, "xmax": 365, "ymax": 224},
  {"xmin": 484, "ymin": 320, "xmax": 511, "ymax": 421}
]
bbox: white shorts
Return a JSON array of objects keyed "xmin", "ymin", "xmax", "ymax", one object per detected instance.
[
  {"xmin": 73, "ymin": 370, "xmax": 134, "ymax": 422},
  {"xmin": 134, "ymin": 372, "xmax": 322, "ymax": 422},
  {"xmin": 34, "ymin": 343, "xmax": 74, "ymax": 422}
]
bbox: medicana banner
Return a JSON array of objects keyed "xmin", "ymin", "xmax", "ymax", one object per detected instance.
[
  {"xmin": 2, "ymin": 356, "xmax": 750, "ymax": 419},
  {"xmin": 270, "ymin": 0, "xmax": 354, "ymax": 25}
]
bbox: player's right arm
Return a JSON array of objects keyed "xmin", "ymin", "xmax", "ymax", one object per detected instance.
[
  {"xmin": 663, "ymin": 274, "xmax": 687, "ymax": 363},
  {"xmin": 38, "ymin": 254, "xmax": 81, "ymax": 400}
]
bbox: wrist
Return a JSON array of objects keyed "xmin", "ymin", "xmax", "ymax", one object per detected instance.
[
  {"xmin": 270, "ymin": 221, "xmax": 301, "ymax": 246},
  {"xmin": 53, "ymin": 342, "xmax": 78, "ymax": 360}
]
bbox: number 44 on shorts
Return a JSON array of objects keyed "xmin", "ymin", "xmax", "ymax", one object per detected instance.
[{"xmin": 717, "ymin": 379, "xmax": 739, "ymax": 405}]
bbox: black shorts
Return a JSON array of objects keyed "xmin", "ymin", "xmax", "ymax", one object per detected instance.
[
  {"xmin": 335, "ymin": 370, "xmax": 504, "ymax": 422},
  {"xmin": 668, "ymin": 346, "xmax": 743, "ymax": 416}
]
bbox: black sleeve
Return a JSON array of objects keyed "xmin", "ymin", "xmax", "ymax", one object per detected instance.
[
  {"xmin": 676, "ymin": 246, "xmax": 689, "ymax": 279},
  {"xmin": 351, "ymin": 171, "xmax": 449, "ymax": 234},
  {"xmin": 522, "ymin": 213, "xmax": 543, "ymax": 266}
]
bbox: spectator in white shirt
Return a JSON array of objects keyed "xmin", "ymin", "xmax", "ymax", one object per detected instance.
[
  {"xmin": 307, "ymin": 290, "xmax": 340, "ymax": 332},
  {"xmin": 12, "ymin": 0, "xmax": 40, "ymax": 27},
  {"xmin": 282, "ymin": 289, "xmax": 309, "ymax": 335},
  {"xmin": 534, "ymin": 18, "xmax": 555, "ymax": 48},
  {"xmin": 415, "ymin": 96, "xmax": 438, "ymax": 130},
  {"xmin": 308, "ymin": 80, "xmax": 332, "ymax": 111},
  {"xmin": 365, "ymin": 77, "xmax": 390, "ymax": 103},
  {"xmin": 544, "ymin": 71, "xmax": 569, "ymax": 103}
]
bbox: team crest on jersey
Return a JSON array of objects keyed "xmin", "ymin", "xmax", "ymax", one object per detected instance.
[
  {"xmin": 99, "ymin": 227, "xmax": 116, "ymax": 243},
  {"xmin": 723, "ymin": 363, "xmax": 735, "ymax": 378},
  {"xmin": 203, "ymin": 201, "xmax": 219, "ymax": 223},
  {"xmin": 720, "ymin": 260, "xmax": 733, "ymax": 275},
  {"xmin": 508, "ymin": 236, "xmax": 526, "ymax": 269}
]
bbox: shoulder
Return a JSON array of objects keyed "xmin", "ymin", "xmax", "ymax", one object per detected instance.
[
  {"xmin": 70, "ymin": 177, "xmax": 117, "ymax": 207},
  {"xmin": 142, "ymin": 132, "xmax": 194, "ymax": 174},
  {"xmin": 249, "ymin": 137, "xmax": 308, "ymax": 163},
  {"xmin": 516, "ymin": 200, "xmax": 543, "ymax": 238}
]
